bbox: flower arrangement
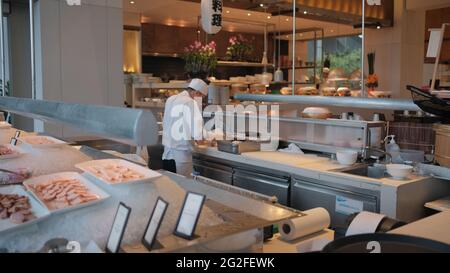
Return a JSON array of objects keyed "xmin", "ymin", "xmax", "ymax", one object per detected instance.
[
  {"xmin": 183, "ymin": 40, "xmax": 217, "ymax": 80},
  {"xmin": 226, "ymin": 35, "xmax": 253, "ymax": 61},
  {"xmin": 366, "ymin": 52, "xmax": 379, "ymax": 91}
]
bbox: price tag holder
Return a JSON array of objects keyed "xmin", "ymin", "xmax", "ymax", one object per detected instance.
[
  {"xmin": 173, "ymin": 192, "xmax": 205, "ymax": 240},
  {"xmin": 142, "ymin": 197, "xmax": 169, "ymax": 251},
  {"xmin": 10, "ymin": 138, "xmax": 17, "ymax": 146},
  {"xmin": 106, "ymin": 202, "xmax": 131, "ymax": 253},
  {"xmin": 14, "ymin": 131, "xmax": 21, "ymax": 138}
]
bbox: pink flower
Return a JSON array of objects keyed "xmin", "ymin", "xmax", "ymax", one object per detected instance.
[{"xmin": 209, "ymin": 41, "xmax": 216, "ymax": 49}]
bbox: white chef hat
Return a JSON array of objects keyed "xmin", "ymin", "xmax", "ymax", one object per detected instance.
[{"xmin": 188, "ymin": 78, "xmax": 209, "ymax": 95}]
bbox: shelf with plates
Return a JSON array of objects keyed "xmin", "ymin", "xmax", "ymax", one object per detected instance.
[{"xmin": 281, "ymin": 66, "xmax": 322, "ymax": 70}]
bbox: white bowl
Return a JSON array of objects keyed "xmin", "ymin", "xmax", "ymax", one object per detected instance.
[
  {"xmin": 336, "ymin": 150, "xmax": 358, "ymax": 165},
  {"xmin": 386, "ymin": 164, "xmax": 413, "ymax": 180}
]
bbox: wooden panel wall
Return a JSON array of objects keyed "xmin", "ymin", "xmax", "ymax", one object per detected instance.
[
  {"xmin": 425, "ymin": 7, "xmax": 450, "ymax": 63},
  {"xmin": 141, "ymin": 23, "xmax": 274, "ymax": 62}
]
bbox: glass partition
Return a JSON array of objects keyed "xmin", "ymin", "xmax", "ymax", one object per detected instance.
[{"xmin": 286, "ymin": 0, "xmax": 364, "ymax": 97}]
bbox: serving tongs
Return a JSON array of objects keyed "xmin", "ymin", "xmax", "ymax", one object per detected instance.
[{"xmin": 0, "ymin": 168, "xmax": 23, "ymax": 177}]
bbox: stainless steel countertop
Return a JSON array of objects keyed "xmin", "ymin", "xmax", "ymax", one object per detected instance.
[{"xmin": 0, "ymin": 144, "xmax": 300, "ymax": 253}]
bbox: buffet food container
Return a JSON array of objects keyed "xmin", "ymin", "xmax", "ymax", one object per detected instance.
[{"xmin": 434, "ymin": 124, "xmax": 450, "ymax": 168}]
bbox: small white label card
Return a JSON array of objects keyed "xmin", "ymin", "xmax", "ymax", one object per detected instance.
[
  {"xmin": 10, "ymin": 138, "xmax": 17, "ymax": 146},
  {"xmin": 106, "ymin": 202, "xmax": 131, "ymax": 253},
  {"xmin": 142, "ymin": 197, "xmax": 168, "ymax": 250},
  {"xmin": 174, "ymin": 192, "xmax": 206, "ymax": 240},
  {"xmin": 335, "ymin": 196, "xmax": 364, "ymax": 215}
]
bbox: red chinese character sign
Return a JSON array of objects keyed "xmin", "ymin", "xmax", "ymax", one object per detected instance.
[{"xmin": 201, "ymin": 0, "xmax": 222, "ymax": 34}]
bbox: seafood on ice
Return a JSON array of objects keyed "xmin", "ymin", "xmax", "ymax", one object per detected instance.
[
  {"xmin": 86, "ymin": 164, "xmax": 145, "ymax": 183},
  {"xmin": 27, "ymin": 179, "xmax": 100, "ymax": 210},
  {"xmin": 0, "ymin": 193, "xmax": 36, "ymax": 224},
  {"xmin": 0, "ymin": 145, "xmax": 17, "ymax": 156}
]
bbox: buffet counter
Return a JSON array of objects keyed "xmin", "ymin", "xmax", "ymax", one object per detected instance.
[
  {"xmin": 194, "ymin": 147, "xmax": 450, "ymax": 223},
  {"xmin": 0, "ymin": 135, "xmax": 302, "ymax": 253}
]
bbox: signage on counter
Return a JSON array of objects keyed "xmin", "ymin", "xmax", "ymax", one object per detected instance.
[
  {"xmin": 10, "ymin": 138, "xmax": 17, "ymax": 146},
  {"xmin": 201, "ymin": 0, "xmax": 222, "ymax": 34},
  {"xmin": 106, "ymin": 202, "xmax": 131, "ymax": 253},
  {"xmin": 174, "ymin": 192, "xmax": 206, "ymax": 240},
  {"xmin": 335, "ymin": 196, "xmax": 364, "ymax": 215},
  {"xmin": 142, "ymin": 197, "xmax": 169, "ymax": 250}
]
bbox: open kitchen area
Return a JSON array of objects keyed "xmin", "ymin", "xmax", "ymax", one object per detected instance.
[{"xmin": 0, "ymin": 0, "xmax": 450, "ymax": 255}]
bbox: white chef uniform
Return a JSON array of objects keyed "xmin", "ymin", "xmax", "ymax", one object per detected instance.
[{"xmin": 162, "ymin": 79, "xmax": 207, "ymax": 177}]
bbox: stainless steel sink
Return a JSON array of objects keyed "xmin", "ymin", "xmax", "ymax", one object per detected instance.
[{"xmin": 334, "ymin": 164, "xmax": 387, "ymax": 179}]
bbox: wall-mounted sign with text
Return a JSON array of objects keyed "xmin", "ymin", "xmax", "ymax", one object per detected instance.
[
  {"xmin": 66, "ymin": 0, "xmax": 81, "ymax": 6},
  {"xmin": 367, "ymin": 0, "xmax": 381, "ymax": 6}
]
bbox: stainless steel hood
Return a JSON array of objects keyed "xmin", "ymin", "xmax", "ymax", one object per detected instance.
[
  {"xmin": 0, "ymin": 97, "xmax": 159, "ymax": 146},
  {"xmin": 233, "ymin": 93, "xmax": 421, "ymax": 111}
]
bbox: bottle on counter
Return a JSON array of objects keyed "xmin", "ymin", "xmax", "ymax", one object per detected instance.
[{"xmin": 384, "ymin": 135, "xmax": 403, "ymax": 164}]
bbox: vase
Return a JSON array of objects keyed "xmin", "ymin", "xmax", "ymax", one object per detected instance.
[{"xmin": 187, "ymin": 71, "xmax": 209, "ymax": 81}]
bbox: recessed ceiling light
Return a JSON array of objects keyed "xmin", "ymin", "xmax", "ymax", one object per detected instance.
[
  {"xmin": 330, "ymin": 29, "xmax": 334, "ymax": 32},
  {"xmin": 260, "ymin": 4, "xmax": 264, "ymax": 7},
  {"xmin": 247, "ymin": 13, "xmax": 251, "ymax": 16},
  {"xmin": 303, "ymin": 11, "xmax": 307, "ymax": 14},
  {"xmin": 285, "ymin": 18, "xmax": 289, "ymax": 21},
  {"xmin": 130, "ymin": 1, "xmax": 135, "ymax": 4},
  {"xmin": 377, "ymin": 26, "xmax": 381, "ymax": 29},
  {"xmin": 267, "ymin": 16, "xmax": 271, "ymax": 19},
  {"xmin": 226, "ymin": 10, "xmax": 230, "ymax": 14}
]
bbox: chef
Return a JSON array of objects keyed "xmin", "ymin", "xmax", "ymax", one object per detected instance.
[{"xmin": 162, "ymin": 78, "xmax": 208, "ymax": 177}]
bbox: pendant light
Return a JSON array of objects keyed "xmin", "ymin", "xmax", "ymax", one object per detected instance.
[
  {"xmin": 261, "ymin": 7, "xmax": 268, "ymax": 66},
  {"xmin": 274, "ymin": 7, "xmax": 284, "ymax": 82}
]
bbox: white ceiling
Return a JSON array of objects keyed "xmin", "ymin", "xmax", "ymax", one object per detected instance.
[{"xmin": 123, "ymin": 0, "xmax": 360, "ymax": 39}]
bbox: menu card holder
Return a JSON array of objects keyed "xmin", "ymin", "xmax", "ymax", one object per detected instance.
[
  {"xmin": 173, "ymin": 192, "xmax": 206, "ymax": 240},
  {"xmin": 105, "ymin": 202, "xmax": 131, "ymax": 253},
  {"xmin": 10, "ymin": 138, "xmax": 17, "ymax": 146},
  {"xmin": 142, "ymin": 197, "xmax": 169, "ymax": 251}
]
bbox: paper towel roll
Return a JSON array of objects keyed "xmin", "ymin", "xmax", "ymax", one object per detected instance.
[
  {"xmin": 280, "ymin": 208, "xmax": 331, "ymax": 241},
  {"xmin": 345, "ymin": 211, "xmax": 386, "ymax": 236}
]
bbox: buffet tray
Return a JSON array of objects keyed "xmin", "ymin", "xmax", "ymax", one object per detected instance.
[
  {"xmin": 217, "ymin": 140, "xmax": 261, "ymax": 155},
  {"xmin": 0, "ymin": 185, "xmax": 51, "ymax": 235},
  {"xmin": 0, "ymin": 144, "xmax": 27, "ymax": 160},
  {"xmin": 18, "ymin": 135, "xmax": 68, "ymax": 149},
  {"xmin": 75, "ymin": 159, "xmax": 162, "ymax": 187},
  {"xmin": 23, "ymin": 172, "xmax": 110, "ymax": 215}
]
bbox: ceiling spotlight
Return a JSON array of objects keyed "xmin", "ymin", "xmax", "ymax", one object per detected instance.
[
  {"xmin": 226, "ymin": 10, "xmax": 230, "ymax": 14},
  {"xmin": 285, "ymin": 18, "xmax": 289, "ymax": 21},
  {"xmin": 267, "ymin": 16, "xmax": 271, "ymax": 19},
  {"xmin": 377, "ymin": 26, "xmax": 382, "ymax": 29},
  {"xmin": 247, "ymin": 13, "xmax": 251, "ymax": 16},
  {"xmin": 260, "ymin": 4, "xmax": 264, "ymax": 7},
  {"xmin": 303, "ymin": 11, "xmax": 307, "ymax": 15},
  {"xmin": 130, "ymin": 1, "xmax": 135, "ymax": 4}
]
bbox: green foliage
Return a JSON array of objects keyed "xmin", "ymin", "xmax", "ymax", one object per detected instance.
[
  {"xmin": 328, "ymin": 48, "xmax": 362, "ymax": 75},
  {"xmin": 226, "ymin": 35, "xmax": 253, "ymax": 62},
  {"xmin": 183, "ymin": 41, "xmax": 218, "ymax": 76}
]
